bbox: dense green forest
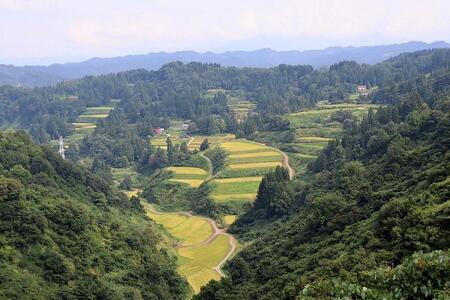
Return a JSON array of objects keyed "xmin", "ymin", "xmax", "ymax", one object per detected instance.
[
  {"xmin": 1, "ymin": 48, "xmax": 449, "ymax": 144},
  {"xmin": 0, "ymin": 48, "xmax": 449, "ymax": 299},
  {"xmin": 0, "ymin": 131, "xmax": 189, "ymax": 299},
  {"xmin": 194, "ymin": 70, "xmax": 450, "ymax": 299}
]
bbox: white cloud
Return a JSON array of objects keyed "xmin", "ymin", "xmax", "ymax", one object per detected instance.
[{"xmin": 0, "ymin": 0, "xmax": 449, "ymax": 62}]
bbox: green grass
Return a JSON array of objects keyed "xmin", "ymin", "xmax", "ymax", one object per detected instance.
[
  {"xmin": 210, "ymin": 180, "xmax": 261, "ymax": 195},
  {"xmin": 228, "ymin": 155, "xmax": 281, "ymax": 164}
]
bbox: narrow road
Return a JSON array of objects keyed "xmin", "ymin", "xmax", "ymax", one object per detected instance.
[
  {"xmin": 213, "ymin": 234, "xmax": 237, "ymax": 277},
  {"xmin": 142, "ymin": 202, "xmax": 237, "ymax": 277},
  {"xmin": 280, "ymin": 150, "xmax": 295, "ymax": 180},
  {"xmin": 199, "ymin": 151, "xmax": 213, "ymax": 180}
]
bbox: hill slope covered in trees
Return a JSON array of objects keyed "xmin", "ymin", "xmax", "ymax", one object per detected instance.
[
  {"xmin": 194, "ymin": 70, "xmax": 450, "ymax": 299},
  {"xmin": 0, "ymin": 131, "xmax": 189, "ymax": 299},
  {"xmin": 0, "ymin": 41, "xmax": 448, "ymax": 86}
]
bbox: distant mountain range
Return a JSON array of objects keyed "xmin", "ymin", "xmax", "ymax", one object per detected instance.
[{"xmin": 1, "ymin": 41, "xmax": 449, "ymax": 87}]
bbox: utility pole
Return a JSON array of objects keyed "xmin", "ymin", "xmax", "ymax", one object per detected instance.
[{"xmin": 58, "ymin": 136, "xmax": 65, "ymax": 160}]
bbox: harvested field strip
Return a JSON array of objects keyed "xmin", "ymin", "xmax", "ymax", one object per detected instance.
[
  {"xmin": 212, "ymin": 193, "xmax": 256, "ymax": 202},
  {"xmin": 167, "ymin": 167, "xmax": 207, "ymax": 175},
  {"xmin": 228, "ymin": 155, "xmax": 282, "ymax": 164},
  {"xmin": 226, "ymin": 148, "xmax": 283, "ymax": 155},
  {"xmin": 144, "ymin": 204, "xmax": 236, "ymax": 294},
  {"xmin": 229, "ymin": 162, "xmax": 282, "ymax": 169},
  {"xmin": 72, "ymin": 122, "xmax": 96, "ymax": 128},
  {"xmin": 168, "ymin": 173, "xmax": 207, "ymax": 180},
  {"xmin": 171, "ymin": 219, "xmax": 213, "ymax": 246},
  {"xmin": 124, "ymin": 190, "xmax": 139, "ymax": 198},
  {"xmin": 168, "ymin": 179, "xmax": 204, "ymax": 187},
  {"xmin": 149, "ymin": 213, "xmax": 188, "ymax": 229},
  {"xmin": 178, "ymin": 234, "xmax": 230, "ymax": 293},
  {"xmin": 229, "ymin": 151, "xmax": 280, "ymax": 158},
  {"xmin": 86, "ymin": 106, "xmax": 115, "ymax": 110},
  {"xmin": 148, "ymin": 213, "xmax": 212, "ymax": 246},
  {"xmin": 221, "ymin": 141, "xmax": 267, "ymax": 153},
  {"xmin": 82, "ymin": 110, "xmax": 112, "ymax": 115},
  {"xmin": 78, "ymin": 114, "xmax": 108, "ymax": 118},
  {"xmin": 165, "ymin": 167, "xmax": 208, "ymax": 187},
  {"xmin": 213, "ymin": 176, "xmax": 262, "ymax": 183}
]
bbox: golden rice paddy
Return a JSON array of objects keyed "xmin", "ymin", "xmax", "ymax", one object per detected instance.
[{"xmin": 228, "ymin": 162, "xmax": 282, "ymax": 169}]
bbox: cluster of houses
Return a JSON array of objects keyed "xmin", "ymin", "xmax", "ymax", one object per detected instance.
[
  {"xmin": 357, "ymin": 85, "xmax": 369, "ymax": 96},
  {"xmin": 153, "ymin": 123, "xmax": 190, "ymax": 135}
]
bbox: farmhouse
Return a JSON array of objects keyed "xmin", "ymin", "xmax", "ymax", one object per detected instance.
[
  {"xmin": 181, "ymin": 123, "xmax": 189, "ymax": 130},
  {"xmin": 357, "ymin": 85, "xmax": 367, "ymax": 92},
  {"xmin": 154, "ymin": 127, "xmax": 165, "ymax": 135}
]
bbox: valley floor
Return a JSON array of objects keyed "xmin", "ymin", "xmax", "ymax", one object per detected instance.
[{"xmin": 142, "ymin": 202, "xmax": 237, "ymax": 295}]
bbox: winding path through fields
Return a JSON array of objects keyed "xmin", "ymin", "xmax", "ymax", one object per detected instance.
[
  {"xmin": 199, "ymin": 151, "xmax": 213, "ymax": 180},
  {"xmin": 280, "ymin": 150, "xmax": 295, "ymax": 180},
  {"xmin": 143, "ymin": 202, "xmax": 237, "ymax": 282},
  {"xmin": 244, "ymin": 140, "xmax": 295, "ymax": 180}
]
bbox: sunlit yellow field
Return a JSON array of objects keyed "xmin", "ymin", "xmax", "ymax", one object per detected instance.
[
  {"xmin": 148, "ymin": 212, "xmax": 213, "ymax": 246},
  {"xmin": 72, "ymin": 122, "xmax": 97, "ymax": 129},
  {"xmin": 178, "ymin": 234, "xmax": 230, "ymax": 293},
  {"xmin": 229, "ymin": 151, "xmax": 280, "ymax": 158},
  {"xmin": 221, "ymin": 140, "xmax": 267, "ymax": 153},
  {"xmin": 167, "ymin": 167, "xmax": 208, "ymax": 175},
  {"xmin": 78, "ymin": 114, "xmax": 109, "ymax": 118},
  {"xmin": 144, "ymin": 204, "xmax": 234, "ymax": 295},
  {"xmin": 228, "ymin": 162, "xmax": 282, "ymax": 169},
  {"xmin": 213, "ymin": 176, "xmax": 262, "ymax": 183},
  {"xmin": 212, "ymin": 193, "xmax": 257, "ymax": 202},
  {"xmin": 168, "ymin": 179, "xmax": 204, "ymax": 187},
  {"xmin": 188, "ymin": 134, "xmax": 235, "ymax": 150},
  {"xmin": 223, "ymin": 215, "xmax": 237, "ymax": 225}
]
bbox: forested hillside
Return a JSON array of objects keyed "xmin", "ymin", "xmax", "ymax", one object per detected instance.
[
  {"xmin": 0, "ymin": 48, "xmax": 449, "ymax": 299},
  {"xmin": 194, "ymin": 71, "xmax": 450, "ymax": 299},
  {"xmin": 0, "ymin": 41, "xmax": 448, "ymax": 87},
  {"xmin": 0, "ymin": 131, "xmax": 188, "ymax": 298},
  {"xmin": 1, "ymin": 48, "xmax": 449, "ymax": 146}
]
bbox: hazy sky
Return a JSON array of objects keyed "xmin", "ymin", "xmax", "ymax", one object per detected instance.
[{"xmin": 1, "ymin": 0, "xmax": 449, "ymax": 65}]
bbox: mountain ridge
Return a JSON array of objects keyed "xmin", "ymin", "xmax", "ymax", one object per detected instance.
[{"xmin": 1, "ymin": 41, "xmax": 449, "ymax": 87}]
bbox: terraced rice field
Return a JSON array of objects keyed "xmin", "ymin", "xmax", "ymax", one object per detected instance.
[
  {"xmin": 210, "ymin": 140, "xmax": 283, "ymax": 202},
  {"xmin": 178, "ymin": 234, "xmax": 230, "ymax": 292},
  {"xmin": 150, "ymin": 119, "xmax": 189, "ymax": 150},
  {"xmin": 144, "ymin": 204, "xmax": 235, "ymax": 294},
  {"xmin": 223, "ymin": 215, "xmax": 237, "ymax": 226},
  {"xmin": 75, "ymin": 106, "xmax": 114, "ymax": 123},
  {"xmin": 48, "ymin": 104, "xmax": 116, "ymax": 148},
  {"xmin": 188, "ymin": 134, "xmax": 235, "ymax": 151},
  {"xmin": 285, "ymin": 103, "xmax": 377, "ymax": 173},
  {"xmin": 227, "ymin": 92, "xmax": 255, "ymax": 121},
  {"xmin": 166, "ymin": 166, "xmax": 208, "ymax": 187}
]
